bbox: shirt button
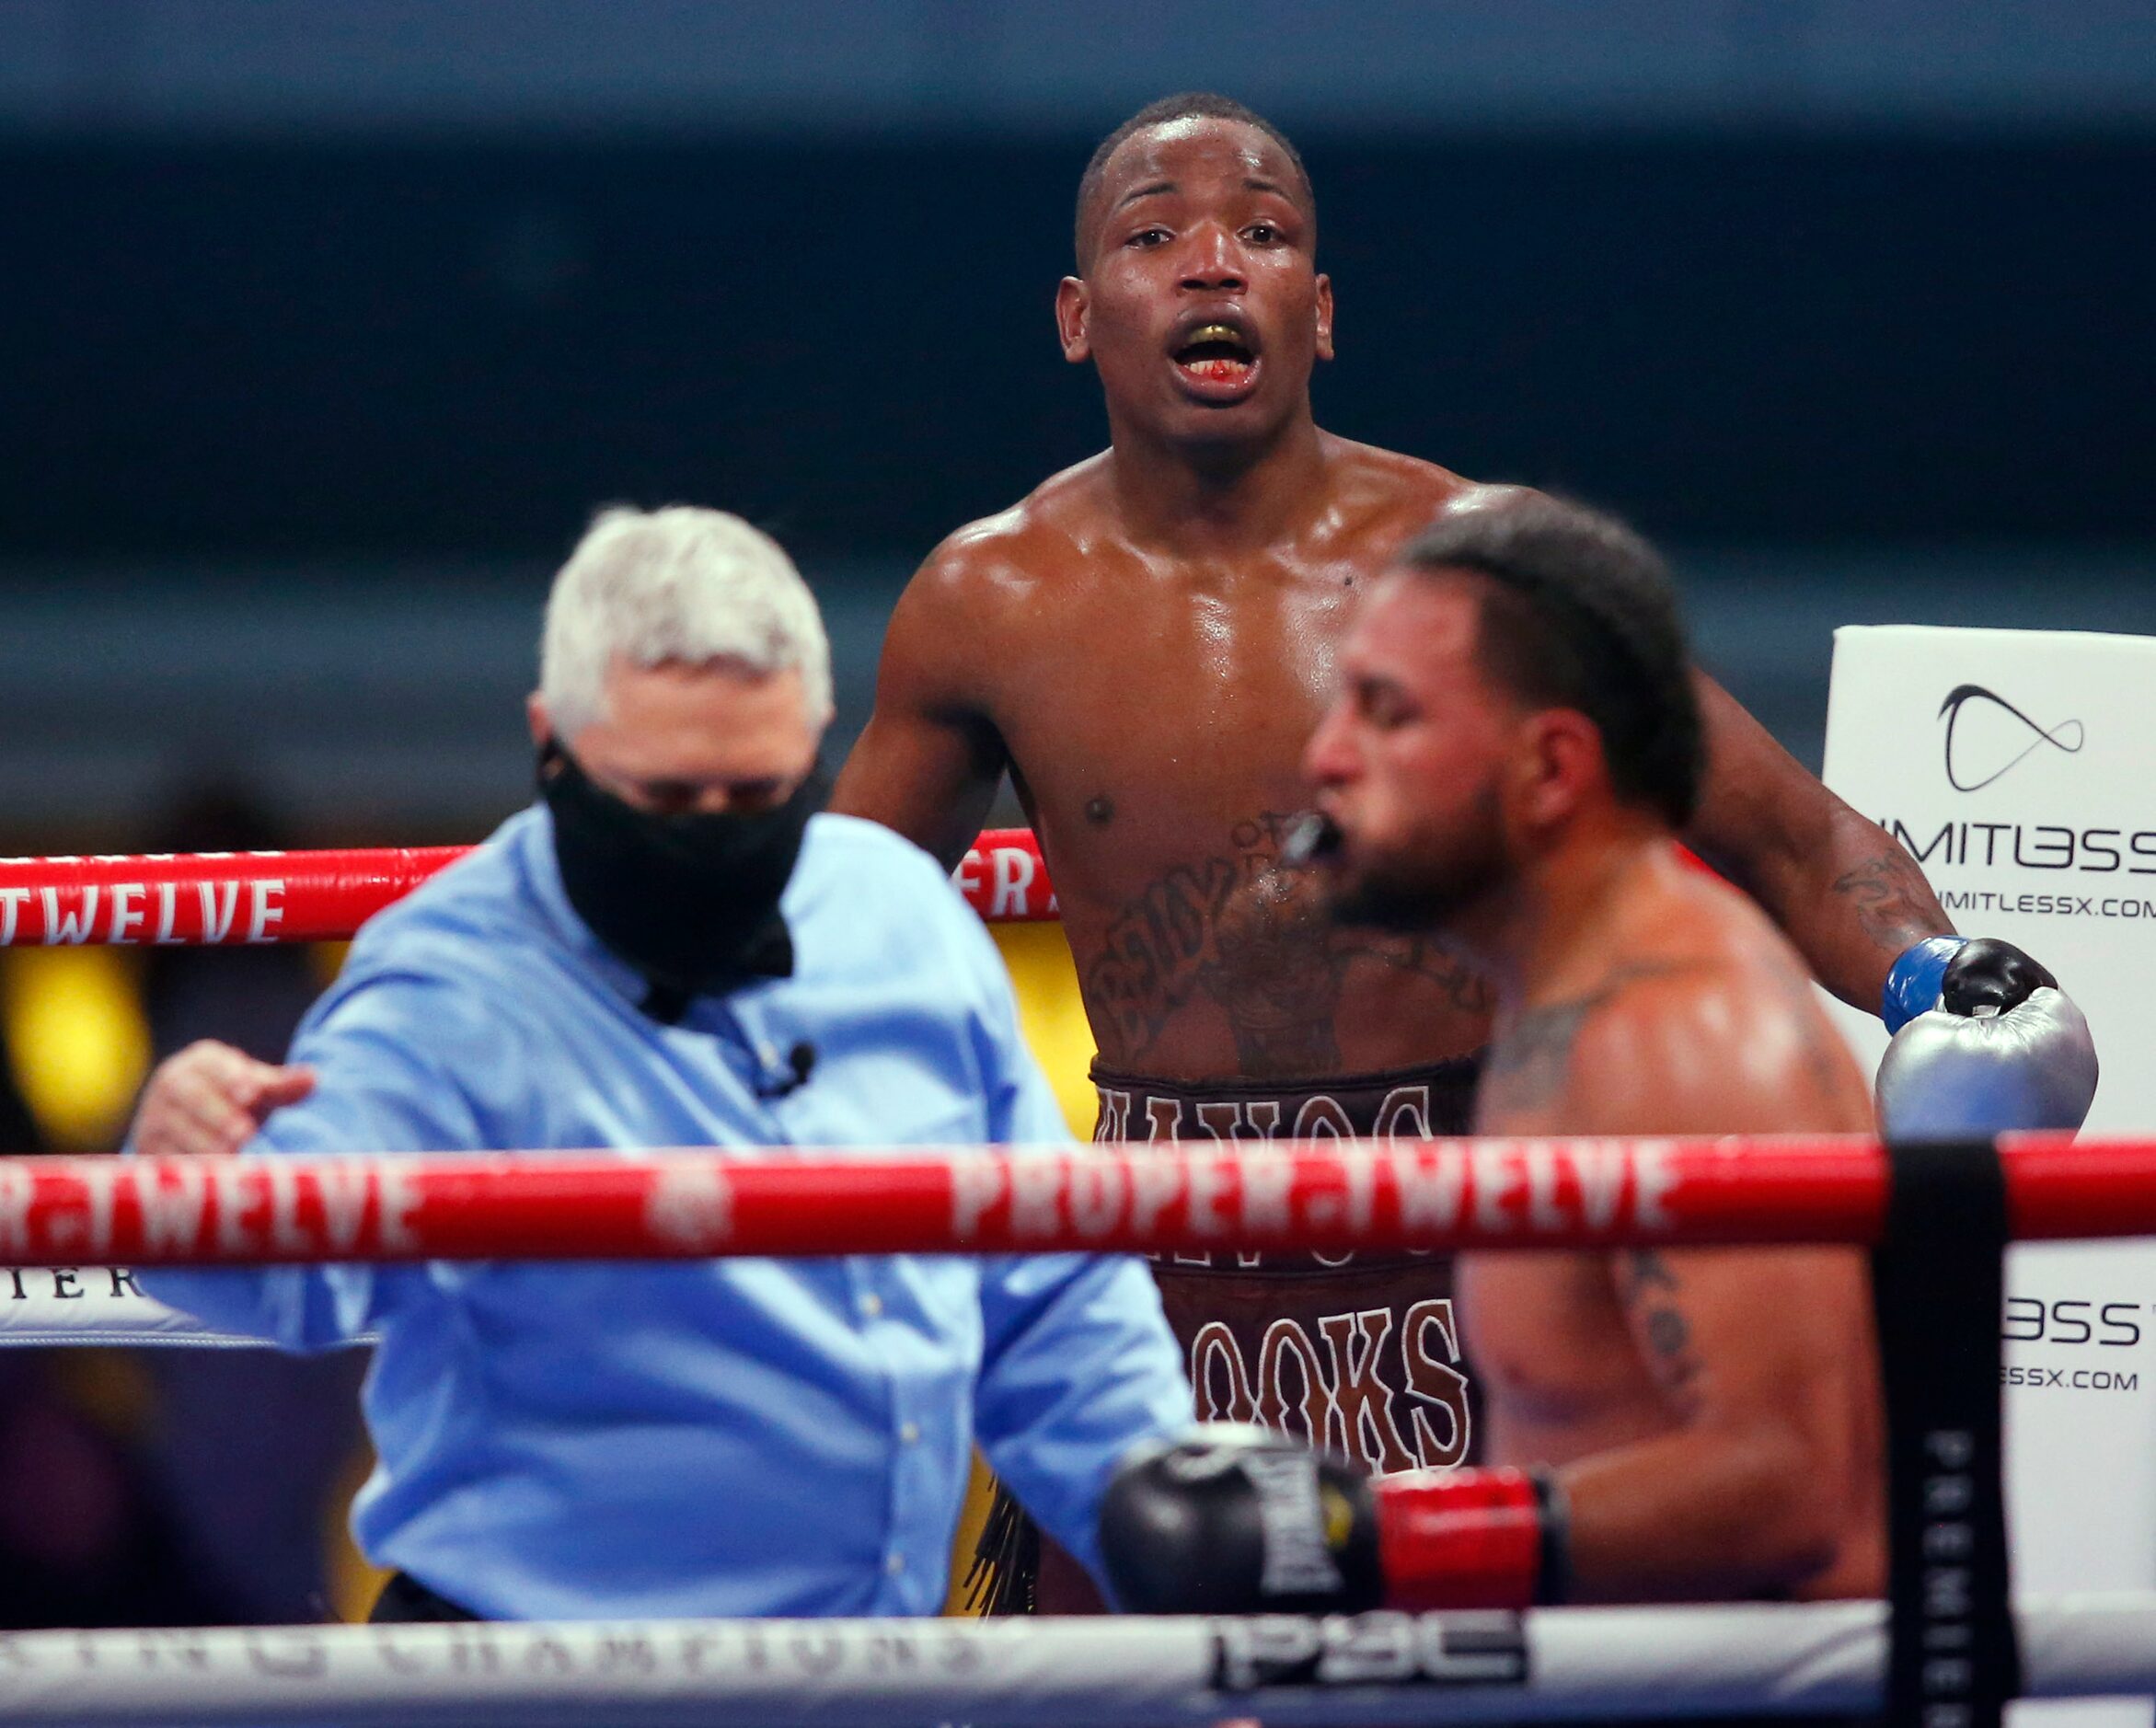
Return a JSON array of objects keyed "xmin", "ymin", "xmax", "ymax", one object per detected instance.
[
  {"xmin": 858, "ymin": 1292, "xmax": 883, "ymax": 1319},
  {"xmin": 885, "ymin": 1553, "xmax": 905, "ymax": 1576},
  {"xmin": 899, "ymin": 1421, "xmax": 920, "ymax": 1445}
]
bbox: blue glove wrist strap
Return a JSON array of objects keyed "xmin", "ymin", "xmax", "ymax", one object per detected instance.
[{"xmin": 1882, "ymin": 935, "xmax": 1968, "ymax": 1033}]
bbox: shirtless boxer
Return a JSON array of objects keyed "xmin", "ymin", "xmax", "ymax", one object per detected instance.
[
  {"xmin": 1299, "ymin": 491, "xmax": 1884, "ymax": 1599},
  {"xmin": 1099, "ymin": 494, "xmax": 1881, "ymax": 1612},
  {"xmin": 830, "ymin": 93, "xmax": 1983, "ymax": 1609}
]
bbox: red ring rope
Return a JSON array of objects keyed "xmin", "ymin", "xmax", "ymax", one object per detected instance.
[
  {"xmin": 0, "ymin": 829, "xmax": 1053, "ymax": 945},
  {"xmin": 0, "ymin": 1134, "xmax": 2135, "ymax": 1268},
  {"xmin": 0, "ymin": 830, "xmax": 1699, "ymax": 944}
]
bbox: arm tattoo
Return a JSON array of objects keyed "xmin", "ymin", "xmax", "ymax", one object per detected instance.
[
  {"xmin": 1830, "ymin": 849, "xmax": 1949, "ymax": 952},
  {"xmin": 1620, "ymin": 1250, "xmax": 1705, "ymax": 1417}
]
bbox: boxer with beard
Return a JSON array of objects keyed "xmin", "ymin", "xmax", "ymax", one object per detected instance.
[
  {"xmin": 833, "ymin": 92, "xmax": 2074, "ymax": 1610},
  {"xmin": 1291, "ymin": 491, "xmax": 1884, "ymax": 1600}
]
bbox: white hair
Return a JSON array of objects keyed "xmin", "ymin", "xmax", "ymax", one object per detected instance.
[{"xmin": 539, "ymin": 505, "xmax": 833, "ymax": 738}]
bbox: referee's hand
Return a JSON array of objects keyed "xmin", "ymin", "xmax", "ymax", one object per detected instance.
[{"xmin": 131, "ymin": 1041, "xmax": 315, "ymax": 1160}]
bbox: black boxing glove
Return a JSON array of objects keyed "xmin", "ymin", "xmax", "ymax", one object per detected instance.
[
  {"xmin": 1883, "ymin": 935, "xmax": 2058, "ymax": 1030},
  {"xmin": 1098, "ymin": 1425, "xmax": 1569, "ymax": 1615},
  {"xmin": 1940, "ymin": 937, "xmax": 2057, "ymax": 1017},
  {"xmin": 1099, "ymin": 1426, "xmax": 1381, "ymax": 1615}
]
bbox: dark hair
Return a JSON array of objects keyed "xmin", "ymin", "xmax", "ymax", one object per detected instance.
[
  {"xmin": 1402, "ymin": 491, "xmax": 1705, "ymax": 828},
  {"xmin": 1075, "ymin": 92, "xmax": 1313, "ymax": 269}
]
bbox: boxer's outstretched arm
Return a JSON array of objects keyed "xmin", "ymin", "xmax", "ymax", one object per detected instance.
[
  {"xmin": 1562, "ymin": 1244, "xmax": 1881, "ymax": 1602},
  {"xmin": 831, "ymin": 544, "xmax": 1009, "ymax": 870},
  {"xmin": 1685, "ymin": 673, "xmax": 1952, "ymax": 1012}
]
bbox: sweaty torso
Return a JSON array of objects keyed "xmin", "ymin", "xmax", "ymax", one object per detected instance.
[
  {"xmin": 947, "ymin": 438, "xmax": 1491, "ymax": 1082},
  {"xmin": 1458, "ymin": 860, "xmax": 1885, "ymax": 1598},
  {"xmin": 853, "ymin": 443, "xmax": 1501, "ymax": 1604}
]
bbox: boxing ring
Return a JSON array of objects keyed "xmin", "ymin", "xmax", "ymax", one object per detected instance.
[
  {"xmin": 0, "ymin": 836, "xmax": 2145, "ymax": 1723},
  {"xmin": 0, "ymin": 1133, "xmax": 2138, "ymax": 1722},
  {"xmin": 0, "ymin": 1596, "xmax": 2144, "ymax": 1725}
]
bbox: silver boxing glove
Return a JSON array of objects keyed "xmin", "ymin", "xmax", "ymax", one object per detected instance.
[{"xmin": 1874, "ymin": 985, "xmax": 2099, "ymax": 1137}]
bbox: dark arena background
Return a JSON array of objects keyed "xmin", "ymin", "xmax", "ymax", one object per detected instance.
[{"xmin": 0, "ymin": 0, "xmax": 2150, "ymax": 1637}]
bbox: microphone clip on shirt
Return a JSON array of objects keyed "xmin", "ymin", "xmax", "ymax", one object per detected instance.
[{"xmin": 756, "ymin": 1041, "xmax": 818, "ymax": 1100}]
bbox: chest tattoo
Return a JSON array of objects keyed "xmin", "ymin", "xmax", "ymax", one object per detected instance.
[{"xmin": 1082, "ymin": 813, "xmax": 1491, "ymax": 1072}]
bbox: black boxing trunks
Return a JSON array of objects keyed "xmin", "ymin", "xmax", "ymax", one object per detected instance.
[
  {"xmin": 970, "ymin": 1056, "xmax": 1483, "ymax": 1615},
  {"xmin": 1098, "ymin": 1058, "xmax": 1484, "ymax": 1474}
]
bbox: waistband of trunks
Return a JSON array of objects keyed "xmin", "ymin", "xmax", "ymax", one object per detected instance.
[{"xmin": 1089, "ymin": 1054, "xmax": 1483, "ymax": 1142}]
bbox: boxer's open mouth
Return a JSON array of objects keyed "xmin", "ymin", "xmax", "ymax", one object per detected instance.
[{"xmin": 1171, "ymin": 321, "xmax": 1261, "ymax": 395}]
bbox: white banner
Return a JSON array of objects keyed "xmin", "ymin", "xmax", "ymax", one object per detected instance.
[
  {"xmin": 0, "ymin": 1265, "xmax": 307, "ymax": 1347},
  {"xmin": 1823, "ymin": 624, "xmax": 2156, "ymax": 1728}
]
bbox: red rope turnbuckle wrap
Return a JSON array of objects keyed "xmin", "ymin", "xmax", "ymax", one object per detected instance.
[
  {"xmin": 0, "ymin": 1134, "xmax": 2140, "ymax": 1268},
  {"xmin": 0, "ymin": 829, "xmax": 1055, "ymax": 946}
]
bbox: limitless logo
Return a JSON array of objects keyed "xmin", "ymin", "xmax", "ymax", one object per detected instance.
[{"xmin": 1939, "ymin": 685, "xmax": 2084, "ymax": 791}]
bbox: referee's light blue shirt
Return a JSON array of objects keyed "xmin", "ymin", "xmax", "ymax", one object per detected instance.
[{"xmin": 144, "ymin": 808, "xmax": 1192, "ymax": 1621}]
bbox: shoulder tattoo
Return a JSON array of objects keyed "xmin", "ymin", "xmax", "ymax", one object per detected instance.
[{"xmin": 1480, "ymin": 960, "xmax": 1704, "ymax": 1117}]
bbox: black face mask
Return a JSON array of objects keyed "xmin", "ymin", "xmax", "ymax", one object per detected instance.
[{"xmin": 538, "ymin": 740, "xmax": 825, "ymax": 1016}]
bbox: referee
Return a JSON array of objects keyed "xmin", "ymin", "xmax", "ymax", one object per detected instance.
[{"xmin": 127, "ymin": 505, "xmax": 1193, "ymax": 1623}]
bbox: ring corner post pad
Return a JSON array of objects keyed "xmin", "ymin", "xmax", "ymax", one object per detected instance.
[{"xmin": 1872, "ymin": 1135, "xmax": 2022, "ymax": 1728}]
